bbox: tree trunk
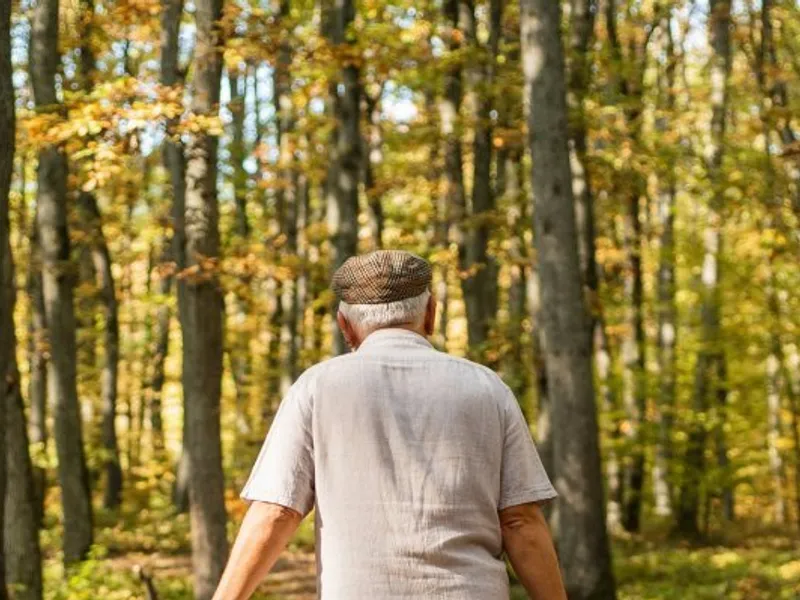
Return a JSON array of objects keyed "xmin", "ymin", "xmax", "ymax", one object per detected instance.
[
  {"xmin": 0, "ymin": 1, "xmax": 13, "ymax": 592},
  {"xmin": 363, "ymin": 91, "xmax": 384, "ymax": 250},
  {"xmin": 677, "ymin": 0, "xmax": 733, "ymax": 536},
  {"xmin": 765, "ymin": 322, "xmax": 787, "ymax": 524},
  {"xmin": 227, "ymin": 66, "xmax": 253, "ymax": 434},
  {"xmin": 181, "ymin": 0, "xmax": 229, "ymax": 597},
  {"xmin": 620, "ymin": 186, "xmax": 646, "ymax": 534},
  {"xmin": 274, "ymin": 0, "xmax": 301, "ymax": 393},
  {"xmin": 460, "ymin": 0, "xmax": 500, "ymax": 356},
  {"xmin": 3, "ymin": 237, "xmax": 44, "ymax": 600},
  {"xmin": 521, "ymin": 0, "xmax": 616, "ymax": 597},
  {"xmin": 322, "ymin": 0, "xmax": 361, "ymax": 356},
  {"xmin": 567, "ymin": 0, "xmax": 598, "ymax": 294},
  {"xmin": 160, "ymin": 0, "xmax": 188, "ymax": 509},
  {"xmin": 439, "ymin": 0, "xmax": 466, "ymax": 352},
  {"xmin": 78, "ymin": 192, "xmax": 122, "ymax": 509},
  {"xmin": 27, "ymin": 225, "xmax": 48, "ymax": 527},
  {"xmin": 653, "ymin": 14, "xmax": 678, "ymax": 518},
  {"xmin": 30, "ymin": 0, "xmax": 94, "ymax": 563}
]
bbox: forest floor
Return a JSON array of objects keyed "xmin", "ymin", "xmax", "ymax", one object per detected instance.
[{"xmin": 39, "ymin": 477, "xmax": 800, "ymax": 600}]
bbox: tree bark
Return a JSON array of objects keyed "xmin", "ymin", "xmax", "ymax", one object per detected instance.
[
  {"xmin": 439, "ymin": 0, "xmax": 466, "ymax": 351},
  {"xmin": 0, "ymin": 0, "xmax": 14, "ymax": 592},
  {"xmin": 460, "ymin": 0, "xmax": 500, "ymax": 356},
  {"xmin": 181, "ymin": 0, "xmax": 229, "ymax": 597},
  {"xmin": 4, "ymin": 237, "xmax": 44, "ymax": 600},
  {"xmin": 27, "ymin": 215, "xmax": 48, "ymax": 528},
  {"xmin": 160, "ymin": 0, "xmax": 189, "ymax": 507},
  {"xmin": 227, "ymin": 66, "xmax": 254, "ymax": 434},
  {"xmin": 30, "ymin": 0, "xmax": 94, "ymax": 563},
  {"xmin": 521, "ymin": 0, "xmax": 616, "ymax": 597},
  {"xmin": 78, "ymin": 192, "xmax": 122, "ymax": 510},
  {"xmin": 677, "ymin": 0, "xmax": 733, "ymax": 536},
  {"xmin": 322, "ymin": 0, "xmax": 361, "ymax": 356},
  {"xmin": 274, "ymin": 0, "xmax": 301, "ymax": 393},
  {"xmin": 653, "ymin": 14, "xmax": 678, "ymax": 518}
]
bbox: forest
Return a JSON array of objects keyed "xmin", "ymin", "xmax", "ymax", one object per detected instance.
[{"xmin": 0, "ymin": 0, "xmax": 799, "ymax": 598}]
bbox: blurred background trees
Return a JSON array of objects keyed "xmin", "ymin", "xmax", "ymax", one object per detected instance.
[{"xmin": 2, "ymin": 0, "xmax": 800, "ymax": 598}]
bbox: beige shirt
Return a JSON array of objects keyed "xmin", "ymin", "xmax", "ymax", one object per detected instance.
[{"xmin": 242, "ymin": 328, "xmax": 556, "ymax": 599}]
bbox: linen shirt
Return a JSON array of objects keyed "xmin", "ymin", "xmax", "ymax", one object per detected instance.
[{"xmin": 241, "ymin": 328, "xmax": 556, "ymax": 599}]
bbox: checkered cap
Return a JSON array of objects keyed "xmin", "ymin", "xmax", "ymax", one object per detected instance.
[{"xmin": 332, "ymin": 250, "xmax": 432, "ymax": 305}]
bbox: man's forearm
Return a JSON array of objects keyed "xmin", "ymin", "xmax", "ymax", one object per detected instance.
[
  {"xmin": 500, "ymin": 503, "xmax": 567, "ymax": 600},
  {"xmin": 212, "ymin": 502, "xmax": 302, "ymax": 600}
]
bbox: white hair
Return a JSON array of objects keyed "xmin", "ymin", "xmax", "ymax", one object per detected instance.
[{"xmin": 339, "ymin": 290, "xmax": 430, "ymax": 334}]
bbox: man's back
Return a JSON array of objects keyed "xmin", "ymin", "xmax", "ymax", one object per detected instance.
[{"xmin": 242, "ymin": 328, "xmax": 556, "ymax": 599}]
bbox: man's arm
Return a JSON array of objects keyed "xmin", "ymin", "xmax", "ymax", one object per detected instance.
[
  {"xmin": 500, "ymin": 502, "xmax": 567, "ymax": 600},
  {"xmin": 211, "ymin": 501, "xmax": 303, "ymax": 600}
]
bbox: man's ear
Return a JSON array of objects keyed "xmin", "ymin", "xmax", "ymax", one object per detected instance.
[
  {"xmin": 424, "ymin": 293, "xmax": 436, "ymax": 336},
  {"xmin": 337, "ymin": 311, "xmax": 359, "ymax": 350}
]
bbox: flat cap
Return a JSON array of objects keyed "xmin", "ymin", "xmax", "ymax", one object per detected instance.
[{"xmin": 332, "ymin": 250, "xmax": 432, "ymax": 305}]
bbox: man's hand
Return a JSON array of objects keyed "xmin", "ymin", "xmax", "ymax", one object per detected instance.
[
  {"xmin": 500, "ymin": 502, "xmax": 567, "ymax": 600},
  {"xmin": 211, "ymin": 501, "xmax": 303, "ymax": 600}
]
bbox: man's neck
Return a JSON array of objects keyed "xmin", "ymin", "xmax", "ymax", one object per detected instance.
[{"xmin": 354, "ymin": 324, "xmax": 426, "ymax": 349}]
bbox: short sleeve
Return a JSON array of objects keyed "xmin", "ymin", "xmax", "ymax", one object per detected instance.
[
  {"xmin": 240, "ymin": 378, "xmax": 315, "ymax": 516},
  {"xmin": 499, "ymin": 388, "xmax": 557, "ymax": 510}
]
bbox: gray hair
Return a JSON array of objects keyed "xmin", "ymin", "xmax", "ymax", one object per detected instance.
[{"xmin": 339, "ymin": 290, "xmax": 430, "ymax": 333}]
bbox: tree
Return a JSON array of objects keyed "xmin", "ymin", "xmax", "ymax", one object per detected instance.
[
  {"xmin": 460, "ymin": 0, "xmax": 501, "ymax": 355},
  {"xmin": 4, "ymin": 237, "xmax": 44, "ymax": 600},
  {"xmin": 77, "ymin": 192, "xmax": 122, "ymax": 509},
  {"xmin": 0, "ymin": 0, "xmax": 14, "ymax": 592},
  {"xmin": 30, "ymin": 0, "xmax": 94, "ymax": 563},
  {"xmin": 161, "ymin": 0, "xmax": 190, "ymax": 510},
  {"xmin": 180, "ymin": 0, "xmax": 229, "ymax": 596},
  {"xmin": 521, "ymin": 0, "xmax": 616, "ymax": 596},
  {"xmin": 323, "ymin": 0, "xmax": 361, "ymax": 355},
  {"xmin": 653, "ymin": 12, "xmax": 679, "ymax": 518},
  {"xmin": 677, "ymin": 0, "xmax": 734, "ymax": 535}
]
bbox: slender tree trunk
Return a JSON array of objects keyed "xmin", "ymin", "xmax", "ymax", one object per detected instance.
[
  {"xmin": 30, "ymin": 0, "xmax": 94, "ymax": 563},
  {"xmin": 620, "ymin": 185, "xmax": 646, "ymax": 534},
  {"xmin": 3, "ymin": 237, "xmax": 44, "ymax": 600},
  {"xmin": 363, "ymin": 91, "xmax": 384, "ymax": 250},
  {"xmin": 439, "ymin": 0, "xmax": 466, "ymax": 351},
  {"xmin": 274, "ymin": 0, "xmax": 301, "ymax": 393},
  {"xmin": 181, "ymin": 1, "xmax": 228, "ymax": 597},
  {"xmin": 677, "ymin": 0, "xmax": 733, "ymax": 536},
  {"xmin": 322, "ymin": 0, "xmax": 361, "ymax": 355},
  {"xmin": 78, "ymin": 193, "xmax": 122, "ymax": 509},
  {"xmin": 783, "ymin": 348, "xmax": 800, "ymax": 526},
  {"xmin": 0, "ymin": 1, "xmax": 14, "ymax": 592},
  {"xmin": 149, "ymin": 256, "xmax": 170, "ymax": 450},
  {"xmin": 160, "ymin": 0, "xmax": 189, "ymax": 511},
  {"xmin": 653, "ymin": 15, "xmax": 678, "ymax": 518},
  {"xmin": 460, "ymin": 0, "xmax": 500, "ymax": 355},
  {"xmin": 765, "ymin": 306, "xmax": 787, "ymax": 524},
  {"xmin": 567, "ymin": 0, "xmax": 598, "ymax": 294},
  {"xmin": 227, "ymin": 66, "xmax": 253, "ymax": 433},
  {"xmin": 27, "ymin": 217, "xmax": 48, "ymax": 528},
  {"xmin": 521, "ymin": 0, "xmax": 616, "ymax": 597}
]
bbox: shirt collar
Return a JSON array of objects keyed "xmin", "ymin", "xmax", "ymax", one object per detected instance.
[{"xmin": 357, "ymin": 328, "xmax": 434, "ymax": 352}]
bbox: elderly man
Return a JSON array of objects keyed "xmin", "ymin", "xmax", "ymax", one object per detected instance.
[{"xmin": 212, "ymin": 250, "xmax": 566, "ymax": 600}]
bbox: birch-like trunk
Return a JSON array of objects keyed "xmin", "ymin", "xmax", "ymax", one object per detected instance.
[{"xmin": 522, "ymin": 0, "xmax": 616, "ymax": 596}]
